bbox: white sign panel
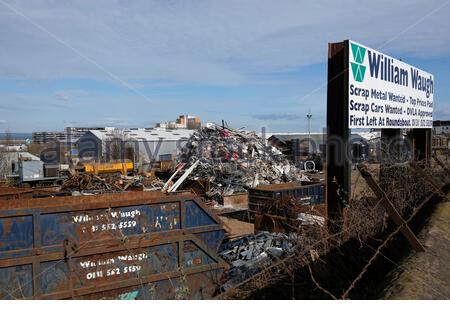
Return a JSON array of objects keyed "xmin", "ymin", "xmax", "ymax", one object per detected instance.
[{"xmin": 348, "ymin": 40, "xmax": 434, "ymax": 128}]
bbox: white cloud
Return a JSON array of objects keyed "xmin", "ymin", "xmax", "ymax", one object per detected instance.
[
  {"xmin": 0, "ymin": 0, "xmax": 448, "ymax": 86},
  {"xmin": 54, "ymin": 91, "xmax": 70, "ymax": 101}
]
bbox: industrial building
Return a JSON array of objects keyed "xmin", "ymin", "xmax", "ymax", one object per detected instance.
[
  {"xmin": 268, "ymin": 132, "xmax": 325, "ymax": 156},
  {"xmin": 33, "ymin": 121, "xmax": 200, "ymax": 146},
  {"xmin": 433, "ymin": 120, "xmax": 450, "ymax": 135},
  {"xmin": 0, "ymin": 144, "xmax": 27, "ymax": 152},
  {"xmin": 0, "ymin": 151, "xmax": 41, "ymax": 180},
  {"xmin": 32, "ymin": 131, "xmax": 67, "ymax": 144},
  {"xmin": 76, "ymin": 127, "xmax": 194, "ymax": 165},
  {"xmin": 432, "ymin": 134, "xmax": 449, "ymax": 151},
  {"xmin": 156, "ymin": 115, "xmax": 201, "ymax": 130},
  {"xmin": 267, "ymin": 132, "xmax": 380, "ymax": 165},
  {"xmin": 32, "ymin": 127, "xmax": 107, "ymax": 145},
  {"xmin": 65, "ymin": 126, "xmax": 106, "ymax": 145},
  {"xmin": 431, "ymin": 121, "xmax": 450, "ymax": 153}
]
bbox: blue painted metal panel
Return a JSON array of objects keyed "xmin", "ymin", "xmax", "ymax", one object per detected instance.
[
  {"xmin": 195, "ymin": 230, "xmax": 225, "ymax": 252},
  {"xmin": 184, "ymin": 240, "xmax": 215, "ymax": 268},
  {"xmin": 41, "ymin": 243, "xmax": 179, "ymax": 295},
  {"xmin": 40, "ymin": 260, "xmax": 70, "ymax": 295},
  {"xmin": 185, "ymin": 201, "xmax": 217, "ymax": 228},
  {"xmin": 40, "ymin": 203, "xmax": 181, "ymax": 246},
  {"xmin": 0, "ymin": 216, "xmax": 33, "ymax": 259},
  {"xmin": 0, "ymin": 264, "xmax": 33, "ymax": 299}
]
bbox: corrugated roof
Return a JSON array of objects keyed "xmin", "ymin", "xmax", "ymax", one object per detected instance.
[
  {"xmin": 268, "ymin": 132, "xmax": 381, "ymax": 144},
  {"xmin": 4, "ymin": 151, "xmax": 41, "ymax": 162},
  {"xmin": 86, "ymin": 128, "xmax": 194, "ymax": 141},
  {"xmin": 269, "ymin": 133, "xmax": 325, "ymax": 143}
]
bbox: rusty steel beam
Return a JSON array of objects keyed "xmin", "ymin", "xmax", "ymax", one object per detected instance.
[
  {"xmin": 0, "ymin": 190, "xmax": 199, "ymax": 214},
  {"xmin": 0, "ymin": 228, "xmax": 221, "ymax": 268},
  {"xmin": 326, "ymin": 40, "xmax": 351, "ymax": 235},
  {"xmin": 411, "ymin": 128, "xmax": 432, "ymax": 163},
  {"xmin": 357, "ymin": 165, "xmax": 425, "ymax": 252}
]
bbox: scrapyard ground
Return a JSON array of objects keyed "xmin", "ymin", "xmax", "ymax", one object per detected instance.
[{"xmin": 381, "ymin": 190, "xmax": 450, "ymax": 299}]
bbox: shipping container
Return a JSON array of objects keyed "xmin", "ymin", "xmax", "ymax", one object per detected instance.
[
  {"xmin": 19, "ymin": 160, "xmax": 44, "ymax": 182},
  {"xmin": 0, "ymin": 191, "xmax": 227, "ymax": 299},
  {"xmin": 43, "ymin": 164, "xmax": 59, "ymax": 178},
  {"xmin": 248, "ymin": 181, "xmax": 325, "ymax": 216}
]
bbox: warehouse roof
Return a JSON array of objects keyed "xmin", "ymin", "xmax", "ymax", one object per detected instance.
[
  {"xmin": 85, "ymin": 128, "xmax": 194, "ymax": 142},
  {"xmin": 3, "ymin": 151, "xmax": 41, "ymax": 162},
  {"xmin": 268, "ymin": 132, "xmax": 380, "ymax": 144},
  {"xmin": 268, "ymin": 133, "xmax": 324, "ymax": 144}
]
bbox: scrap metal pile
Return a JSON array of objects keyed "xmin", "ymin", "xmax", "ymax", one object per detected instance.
[
  {"xmin": 254, "ymin": 197, "xmax": 326, "ymax": 233},
  {"xmin": 61, "ymin": 173, "xmax": 133, "ymax": 192},
  {"xmin": 178, "ymin": 124, "xmax": 309, "ymax": 201},
  {"xmin": 218, "ymin": 232, "xmax": 299, "ymax": 291},
  {"xmin": 60, "ymin": 172, "xmax": 165, "ymax": 193}
]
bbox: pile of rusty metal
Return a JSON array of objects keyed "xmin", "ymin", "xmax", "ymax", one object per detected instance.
[
  {"xmin": 253, "ymin": 197, "xmax": 326, "ymax": 233},
  {"xmin": 141, "ymin": 176, "xmax": 165, "ymax": 191},
  {"xmin": 60, "ymin": 172, "xmax": 143, "ymax": 193},
  {"xmin": 218, "ymin": 232, "xmax": 299, "ymax": 291},
  {"xmin": 177, "ymin": 124, "xmax": 309, "ymax": 201}
]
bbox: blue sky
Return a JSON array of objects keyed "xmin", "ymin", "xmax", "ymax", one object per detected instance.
[{"xmin": 0, "ymin": 0, "xmax": 449, "ymax": 133}]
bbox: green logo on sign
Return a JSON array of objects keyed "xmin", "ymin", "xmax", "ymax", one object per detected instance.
[
  {"xmin": 350, "ymin": 43, "xmax": 366, "ymax": 82},
  {"xmin": 351, "ymin": 62, "xmax": 366, "ymax": 82}
]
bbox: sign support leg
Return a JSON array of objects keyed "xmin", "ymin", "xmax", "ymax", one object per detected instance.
[{"xmin": 326, "ymin": 41, "xmax": 350, "ymax": 234}]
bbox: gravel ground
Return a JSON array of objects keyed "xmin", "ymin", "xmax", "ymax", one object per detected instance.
[{"xmin": 382, "ymin": 192, "xmax": 450, "ymax": 299}]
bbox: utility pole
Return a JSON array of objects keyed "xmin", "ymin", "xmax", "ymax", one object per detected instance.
[{"xmin": 306, "ymin": 109, "xmax": 312, "ymax": 154}]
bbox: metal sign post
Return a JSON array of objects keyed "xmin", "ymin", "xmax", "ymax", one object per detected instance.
[
  {"xmin": 326, "ymin": 41, "xmax": 350, "ymax": 234},
  {"xmin": 411, "ymin": 128, "xmax": 432, "ymax": 164}
]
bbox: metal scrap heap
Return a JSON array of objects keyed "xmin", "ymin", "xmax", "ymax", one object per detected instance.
[
  {"xmin": 218, "ymin": 232, "xmax": 299, "ymax": 291},
  {"xmin": 178, "ymin": 124, "xmax": 308, "ymax": 200},
  {"xmin": 60, "ymin": 172, "xmax": 164, "ymax": 193}
]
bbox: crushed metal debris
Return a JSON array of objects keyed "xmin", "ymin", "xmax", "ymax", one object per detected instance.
[
  {"xmin": 177, "ymin": 124, "xmax": 309, "ymax": 201},
  {"xmin": 61, "ymin": 172, "xmax": 165, "ymax": 194},
  {"xmin": 218, "ymin": 232, "xmax": 299, "ymax": 291}
]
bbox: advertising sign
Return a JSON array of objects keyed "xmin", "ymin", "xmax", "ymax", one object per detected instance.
[{"xmin": 348, "ymin": 40, "xmax": 434, "ymax": 128}]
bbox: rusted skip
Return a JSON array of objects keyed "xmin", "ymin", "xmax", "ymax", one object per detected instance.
[
  {"xmin": 249, "ymin": 182, "xmax": 325, "ymax": 216},
  {"xmin": 0, "ymin": 191, "xmax": 228, "ymax": 299}
]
